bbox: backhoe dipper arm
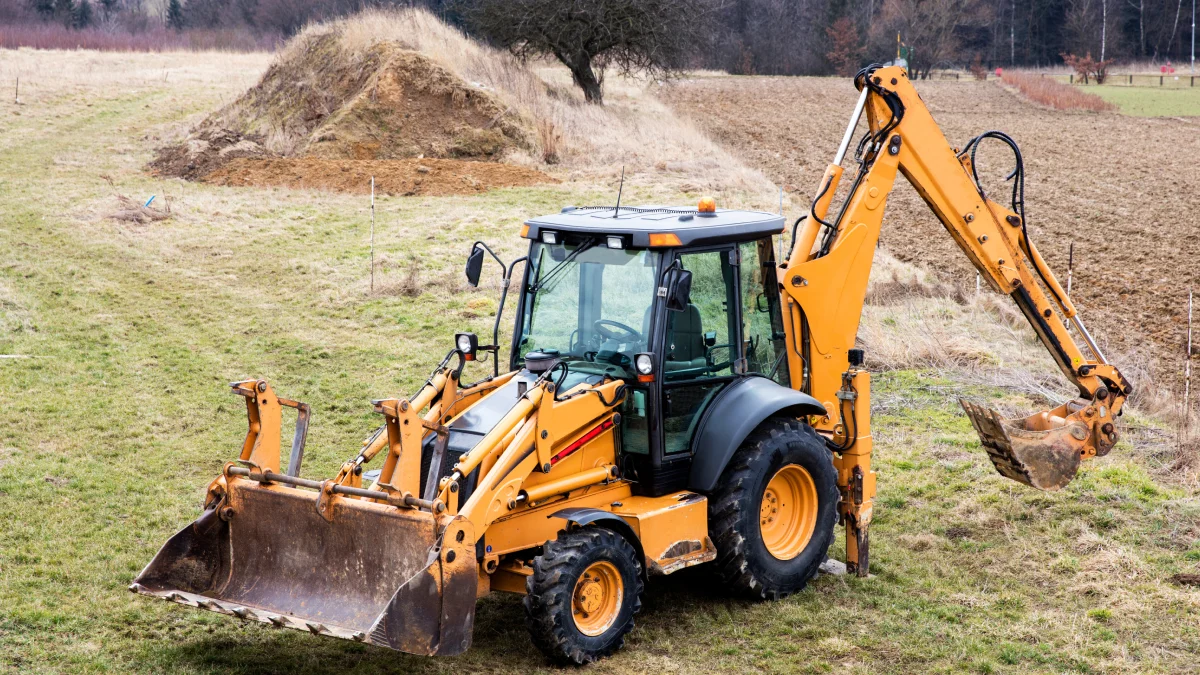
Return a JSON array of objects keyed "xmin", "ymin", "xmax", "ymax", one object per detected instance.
[{"xmin": 780, "ymin": 65, "xmax": 1130, "ymax": 507}]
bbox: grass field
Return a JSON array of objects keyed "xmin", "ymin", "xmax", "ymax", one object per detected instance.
[
  {"xmin": 1083, "ymin": 85, "xmax": 1200, "ymax": 116},
  {"xmin": 1, "ymin": 49, "xmax": 1199, "ymax": 674},
  {"xmin": 1040, "ymin": 74, "xmax": 1200, "ymax": 116}
]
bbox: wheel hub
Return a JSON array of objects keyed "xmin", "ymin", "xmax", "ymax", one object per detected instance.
[
  {"xmin": 759, "ymin": 464, "xmax": 819, "ymax": 561},
  {"xmin": 571, "ymin": 561, "xmax": 623, "ymax": 637}
]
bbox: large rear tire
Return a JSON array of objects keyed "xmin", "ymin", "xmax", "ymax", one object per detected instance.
[
  {"xmin": 709, "ymin": 417, "xmax": 839, "ymax": 600},
  {"xmin": 524, "ymin": 527, "xmax": 644, "ymax": 665}
]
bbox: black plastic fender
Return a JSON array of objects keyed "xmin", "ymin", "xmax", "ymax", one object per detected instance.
[
  {"xmin": 688, "ymin": 375, "xmax": 827, "ymax": 493},
  {"xmin": 549, "ymin": 507, "xmax": 646, "ymax": 577}
]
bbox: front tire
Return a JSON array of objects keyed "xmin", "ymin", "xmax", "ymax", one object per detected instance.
[
  {"xmin": 709, "ymin": 417, "xmax": 839, "ymax": 600},
  {"xmin": 524, "ymin": 527, "xmax": 644, "ymax": 665}
]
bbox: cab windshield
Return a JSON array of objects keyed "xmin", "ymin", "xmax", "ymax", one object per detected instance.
[{"xmin": 516, "ymin": 240, "xmax": 661, "ymax": 378}]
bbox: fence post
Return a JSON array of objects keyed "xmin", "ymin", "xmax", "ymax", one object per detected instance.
[
  {"xmin": 1070, "ymin": 73, "xmax": 1074, "ymax": 84},
  {"xmin": 1161, "ymin": 75, "xmax": 1165, "ymax": 85},
  {"xmin": 1129, "ymin": 74, "xmax": 1133, "ymax": 84}
]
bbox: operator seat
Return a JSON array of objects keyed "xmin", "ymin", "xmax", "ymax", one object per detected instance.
[
  {"xmin": 664, "ymin": 304, "xmax": 707, "ymax": 371},
  {"xmin": 639, "ymin": 304, "xmax": 708, "ymax": 372}
]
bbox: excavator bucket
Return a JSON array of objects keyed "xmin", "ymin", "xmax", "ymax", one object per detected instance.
[
  {"xmin": 129, "ymin": 478, "xmax": 478, "ymax": 656},
  {"xmin": 959, "ymin": 399, "xmax": 1090, "ymax": 491}
]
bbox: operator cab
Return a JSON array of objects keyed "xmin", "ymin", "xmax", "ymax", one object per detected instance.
[{"xmin": 504, "ymin": 203, "xmax": 792, "ymax": 496}]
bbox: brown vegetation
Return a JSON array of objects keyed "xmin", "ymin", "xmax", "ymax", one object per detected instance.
[
  {"xmin": 968, "ymin": 54, "xmax": 988, "ymax": 80},
  {"xmin": 824, "ymin": 17, "xmax": 865, "ymax": 77},
  {"xmin": 1061, "ymin": 52, "xmax": 1114, "ymax": 84},
  {"xmin": 99, "ymin": 175, "xmax": 172, "ymax": 224},
  {"xmin": 999, "ymin": 70, "xmax": 1116, "ymax": 111}
]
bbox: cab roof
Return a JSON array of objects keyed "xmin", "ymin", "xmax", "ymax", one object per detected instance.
[{"xmin": 523, "ymin": 206, "xmax": 785, "ymax": 248}]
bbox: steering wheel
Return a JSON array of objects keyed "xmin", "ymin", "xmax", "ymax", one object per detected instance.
[{"xmin": 593, "ymin": 319, "xmax": 641, "ymax": 342}]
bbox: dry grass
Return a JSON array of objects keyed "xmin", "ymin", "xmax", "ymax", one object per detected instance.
[
  {"xmin": 296, "ymin": 8, "xmax": 774, "ymax": 193},
  {"xmin": 536, "ymin": 119, "xmax": 562, "ymax": 164},
  {"xmin": 100, "ymin": 175, "xmax": 172, "ymax": 224},
  {"xmin": 1000, "ymin": 70, "xmax": 1117, "ymax": 112}
]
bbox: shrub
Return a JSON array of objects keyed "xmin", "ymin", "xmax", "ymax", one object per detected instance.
[
  {"xmin": 1061, "ymin": 52, "xmax": 1114, "ymax": 85},
  {"xmin": 999, "ymin": 70, "xmax": 1116, "ymax": 112},
  {"xmin": 969, "ymin": 54, "xmax": 988, "ymax": 80}
]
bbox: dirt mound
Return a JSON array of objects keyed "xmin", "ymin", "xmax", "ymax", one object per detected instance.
[
  {"xmin": 203, "ymin": 157, "xmax": 556, "ymax": 196},
  {"xmin": 303, "ymin": 48, "xmax": 523, "ymax": 161},
  {"xmin": 149, "ymin": 28, "xmax": 536, "ymax": 194},
  {"xmin": 148, "ymin": 128, "xmax": 268, "ymax": 181}
]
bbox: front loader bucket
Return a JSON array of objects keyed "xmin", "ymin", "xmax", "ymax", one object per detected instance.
[
  {"xmin": 130, "ymin": 478, "xmax": 478, "ymax": 656},
  {"xmin": 959, "ymin": 399, "xmax": 1086, "ymax": 491}
]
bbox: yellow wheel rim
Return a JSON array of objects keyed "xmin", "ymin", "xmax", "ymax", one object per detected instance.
[
  {"xmin": 760, "ymin": 464, "xmax": 818, "ymax": 560},
  {"xmin": 571, "ymin": 561, "xmax": 623, "ymax": 637}
]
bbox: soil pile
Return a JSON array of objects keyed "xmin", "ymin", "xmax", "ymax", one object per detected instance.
[
  {"xmin": 148, "ymin": 128, "xmax": 268, "ymax": 181},
  {"xmin": 149, "ymin": 29, "xmax": 543, "ymax": 195}
]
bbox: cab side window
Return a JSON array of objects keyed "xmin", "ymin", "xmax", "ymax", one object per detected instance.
[
  {"xmin": 739, "ymin": 238, "xmax": 790, "ymax": 385},
  {"xmin": 664, "ymin": 250, "xmax": 736, "ymax": 378}
]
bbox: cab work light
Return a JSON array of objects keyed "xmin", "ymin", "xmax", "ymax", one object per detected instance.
[{"xmin": 456, "ymin": 332, "xmax": 478, "ymax": 360}]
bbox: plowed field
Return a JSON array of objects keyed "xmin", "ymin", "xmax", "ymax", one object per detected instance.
[{"xmin": 663, "ymin": 77, "xmax": 1200, "ymax": 360}]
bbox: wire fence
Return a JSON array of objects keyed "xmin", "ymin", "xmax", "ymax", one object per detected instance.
[
  {"xmin": 1063, "ymin": 73, "xmax": 1198, "ymax": 87},
  {"xmin": 870, "ymin": 69, "xmax": 1198, "ymax": 87}
]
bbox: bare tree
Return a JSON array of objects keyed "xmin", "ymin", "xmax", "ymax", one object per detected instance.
[
  {"xmin": 1065, "ymin": 0, "xmax": 1124, "ymax": 59},
  {"xmin": 872, "ymin": 0, "xmax": 988, "ymax": 78},
  {"xmin": 461, "ymin": 0, "xmax": 711, "ymax": 103}
]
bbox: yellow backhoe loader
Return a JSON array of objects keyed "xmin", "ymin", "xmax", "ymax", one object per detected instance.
[{"xmin": 132, "ymin": 64, "xmax": 1130, "ymax": 664}]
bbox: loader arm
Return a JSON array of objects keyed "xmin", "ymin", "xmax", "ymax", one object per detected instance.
[{"xmin": 778, "ymin": 64, "xmax": 1131, "ymax": 573}]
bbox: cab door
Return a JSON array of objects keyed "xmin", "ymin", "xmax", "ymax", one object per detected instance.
[{"xmin": 651, "ymin": 246, "xmax": 741, "ymax": 493}]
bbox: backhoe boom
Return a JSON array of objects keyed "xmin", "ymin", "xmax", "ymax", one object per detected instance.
[{"xmin": 778, "ymin": 64, "xmax": 1131, "ymax": 574}]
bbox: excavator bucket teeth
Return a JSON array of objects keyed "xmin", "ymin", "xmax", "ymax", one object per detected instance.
[
  {"xmin": 959, "ymin": 399, "xmax": 1084, "ymax": 491},
  {"xmin": 130, "ymin": 479, "xmax": 477, "ymax": 656}
]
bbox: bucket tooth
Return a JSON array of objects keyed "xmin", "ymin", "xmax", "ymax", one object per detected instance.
[
  {"xmin": 959, "ymin": 398, "xmax": 1084, "ymax": 491},
  {"xmin": 231, "ymin": 606, "xmax": 255, "ymax": 620}
]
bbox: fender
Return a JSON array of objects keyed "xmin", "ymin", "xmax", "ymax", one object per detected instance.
[
  {"xmin": 688, "ymin": 375, "xmax": 826, "ymax": 493},
  {"xmin": 549, "ymin": 507, "xmax": 646, "ymax": 577}
]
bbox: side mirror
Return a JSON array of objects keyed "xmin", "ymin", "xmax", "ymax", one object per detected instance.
[
  {"xmin": 465, "ymin": 246, "xmax": 485, "ymax": 287},
  {"xmin": 665, "ymin": 268, "xmax": 693, "ymax": 312}
]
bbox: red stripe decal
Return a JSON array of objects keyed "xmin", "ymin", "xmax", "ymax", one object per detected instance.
[{"xmin": 550, "ymin": 418, "xmax": 615, "ymax": 465}]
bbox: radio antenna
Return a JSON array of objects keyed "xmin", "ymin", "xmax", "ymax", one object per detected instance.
[{"xmin": 613, "ymin": 166, "xmax": 625, "ymax": 218}]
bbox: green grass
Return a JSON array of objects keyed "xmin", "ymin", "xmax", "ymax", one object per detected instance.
[
  {"xmin": 1042, "ymin": 74, "xmax": 1200, "ymax": 115},
  {"xmin": 1085, "ymin": 85, "xmax": 1200, "ymax": 116},
  {"xmin": 1, "ymin": 54, "xmax": 1199, "ymax": 674}
]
